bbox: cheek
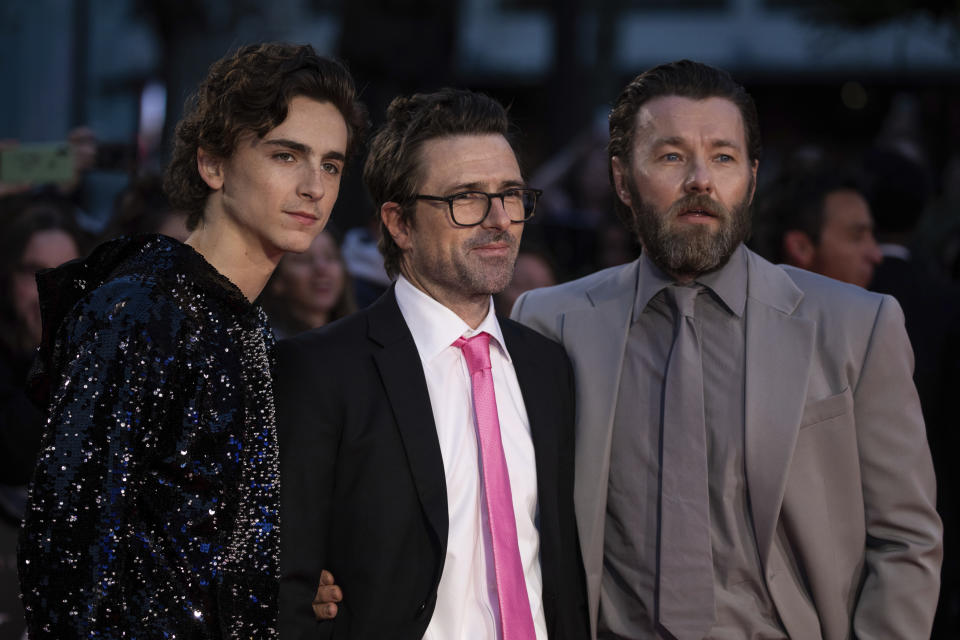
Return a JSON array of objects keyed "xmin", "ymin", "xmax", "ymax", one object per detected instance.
[
  {"xmin": 12, "ymin": 278, "xmax": 39, "ymax": 317},
  {"xmin": 327, "ymin": 262, "xmax": 346, "ymax": 287}
]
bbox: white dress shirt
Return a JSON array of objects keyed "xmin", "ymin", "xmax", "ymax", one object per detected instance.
[{"xmin": 394, "ymin": 275, "xmax": 547, "ymax": 640}]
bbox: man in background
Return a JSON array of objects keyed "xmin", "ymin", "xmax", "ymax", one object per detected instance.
[{"xmin": 766, "ymin": 170, "xmax": 882, "ymax": 288}]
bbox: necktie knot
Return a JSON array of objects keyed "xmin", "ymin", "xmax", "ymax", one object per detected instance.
[
  {"xmin": 666, "ymin": 284, "xmax": 699, "ymax": 319},
  {"xmin": 454, "ymin": 332, "xmax": 492, "ymax": 374}
]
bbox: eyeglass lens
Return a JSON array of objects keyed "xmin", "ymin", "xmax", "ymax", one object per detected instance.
[{"xmin": 451, "ymin": 190, "xmax": 537, "ymax": 225}]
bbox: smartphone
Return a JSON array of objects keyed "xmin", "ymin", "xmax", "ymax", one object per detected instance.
[{"xmin": 0, "ymin": 143, "xmax": 75, "ymax": 185}]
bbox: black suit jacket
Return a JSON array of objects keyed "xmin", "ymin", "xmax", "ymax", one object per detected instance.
[
  {"xmin": 276, "ymin": 287, "xmax": 589, "ymax": 639},
  {"xmin": 870, "ymin": 255, "xmax": 960, "ymax": 636}
]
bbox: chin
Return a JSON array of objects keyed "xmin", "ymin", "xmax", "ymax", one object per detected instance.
[{"xmin": 280, "ymin": 233, "xmax": 318, "ymax": 255}]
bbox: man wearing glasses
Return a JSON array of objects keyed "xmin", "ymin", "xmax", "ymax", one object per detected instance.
[{"xmin": 275, "ymin": 88, "xmax": 588, "ymax": 639}]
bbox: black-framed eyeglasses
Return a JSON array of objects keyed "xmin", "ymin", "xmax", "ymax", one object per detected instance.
[{"xmin": 411, "ymin": 188, "xmax": 542, "ymax": 227}]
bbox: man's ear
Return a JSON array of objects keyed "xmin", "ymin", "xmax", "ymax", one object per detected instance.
[
  {"xmin": 610, "ymin": 156, "xmax": 633, "ymax": 208},
  {"xmin": 782, "ymin": 230, "xmax": 816, "ymax": 269},
  {"xmin": 197, "ymin": 148, "xmax": 224, "ymax": 191},
  {"xmin": 381, "ymin": 202, "xmax": 413, "ymax": 251},
  {"xmin": 748, "ymin": 158, "xmax": 760, "ymax": 204}
]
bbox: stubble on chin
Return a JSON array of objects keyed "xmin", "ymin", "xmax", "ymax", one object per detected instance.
[{"xmin": 457, "ymin": 229, "xmax": 520, "ymax": 296}]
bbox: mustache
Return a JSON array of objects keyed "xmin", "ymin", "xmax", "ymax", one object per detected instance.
[
  {"xmin": 464, "ymin": 230, "xmax": 517, "ymax": 250},
  {"xmin": 667, "ymin": 193, "xmax": 729, "ymax": 218}
]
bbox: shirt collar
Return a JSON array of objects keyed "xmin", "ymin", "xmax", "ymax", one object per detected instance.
[
  {"xmin": 633, "ymin": 243, "xmax": 748, "ymax": 320},
  {"xmin": 394, "ymin": 274, "xmax": 510, "ymax": 364},
  {"xmin": 878, "ymin": 243, "xmax": 911, "ymax": 261}
]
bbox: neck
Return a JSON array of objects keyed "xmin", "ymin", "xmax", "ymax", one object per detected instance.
[
  {"xmin": 401, "ymin": 270, "xmax": 491, "ymax": 330},
  {"xmin": 186, "ymin": 225, "xmax": 280, "ymax": 302}
]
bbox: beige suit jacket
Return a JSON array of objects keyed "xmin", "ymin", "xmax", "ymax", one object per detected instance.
[{"xmin": 511, "ymin": 247, "xmax": 942, "ymax": 640}]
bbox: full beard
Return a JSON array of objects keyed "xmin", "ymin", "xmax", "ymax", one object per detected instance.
[{"xmin": 629, "ymin": 183, "xmax": 753, "ymax": 279}]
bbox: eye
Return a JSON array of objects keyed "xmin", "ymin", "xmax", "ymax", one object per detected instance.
[
  {"xmin": 450, "ymin": 191, "xmax": 485, "ymax": 201},
  {"xmin": 501, "ymin": 188, "xmax": 525, "ymax": 202},
  {"xmin": 715, "ymin": 153, "xmax": 734, "ymax": 163},
  {"xmin": 661, "ymin": 152, "xmax": 682, "ymax": 162},
  {"xmin": 273, "ymin": 152, "xmax": 295, "ymax": 162},
  {"xmin": 322, "ymin": 162, "xmax": 342, "ymax": 176}
]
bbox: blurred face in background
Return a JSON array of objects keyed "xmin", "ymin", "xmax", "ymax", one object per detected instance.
[
  {"xmin": 810, "ymin": 189, "xmax": 882, "ymax": 288},
  {"xmin": 270, "ymin": 230, "xmax": 346, "ymax": 326},
  {"xmin": 13, "ymin": 229, "xmax": 80, "ymax": 346}
]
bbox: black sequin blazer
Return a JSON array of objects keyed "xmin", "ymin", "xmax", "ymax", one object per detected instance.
[{"xmin": 19, "ymin": 235, "xmax": 280, "ymax": 639}]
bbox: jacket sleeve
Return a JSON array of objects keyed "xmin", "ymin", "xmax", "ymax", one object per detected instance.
[
  {"xmin": 852, "ymin": 295, "xmax": 943, "ymax": 638},
  {"xmin": 276, "ymin": 333, "xmax": 340, "ymax": 640},
  {"xmin": 18, "ymin": 285, "xmax": 182, "ymax": 639}
]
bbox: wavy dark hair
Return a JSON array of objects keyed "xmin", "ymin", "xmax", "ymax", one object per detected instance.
[
  {"xmin": 363, "ymin": 88, "xmax": 514, "ymax": 278},
  {"xmin": 164, "ymin": 42, "xmax": 369, "ymax": 231},
  {"xmin": 608, "ymin": 59, "xmax": 761, "ymax": 228}
]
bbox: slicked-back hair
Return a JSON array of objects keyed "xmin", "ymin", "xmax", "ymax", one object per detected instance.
[
  {"xmin": 164, "ymin": 42, "xmax": 369, "ymax": 231},
  {"xmin": 608, "ymin": 59, "xmax": 761, "ymax": 226},
  {"xmin": 364, "ymin": 88, "xmax": 514, "ymax": 278}
]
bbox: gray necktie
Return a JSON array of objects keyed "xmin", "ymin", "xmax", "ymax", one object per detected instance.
[{"xmin": 657, "ymin": 285, "xmax": 716, "ymax": 640}]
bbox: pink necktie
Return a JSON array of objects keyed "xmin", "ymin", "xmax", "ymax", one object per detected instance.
[{"xmin": 454, "ymin": 332, "xmax": 537, "ymax": 640}]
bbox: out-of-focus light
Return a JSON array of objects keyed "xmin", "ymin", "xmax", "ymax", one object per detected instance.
[{"xmin": 841, "ymin": 81, "xmax": 868, "ymax": 110}]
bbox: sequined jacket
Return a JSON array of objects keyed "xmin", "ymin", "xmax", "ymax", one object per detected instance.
[{"xmin": 18, "ymin": 235, "xmax": 280, "ymax": 639}]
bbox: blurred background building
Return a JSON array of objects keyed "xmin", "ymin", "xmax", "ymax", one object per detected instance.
[
  {"xmin": 2, "ymin": 0, "xmax": 959, "ymax": 236},
  {"xmin": 2, "ymin": 1, "xmax": 960, "ymax": 638}
]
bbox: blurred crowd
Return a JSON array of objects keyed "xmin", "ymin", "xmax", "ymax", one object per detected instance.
[{"xmin": 2, "ymin": 90, "xmax": 960, "ymax": 637}]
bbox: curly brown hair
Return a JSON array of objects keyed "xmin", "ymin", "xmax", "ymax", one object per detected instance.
[
  {"xmin": 363, "ymin": 88, "xmax": 513, "ymax": 278},
  {"xmin": 608, "ymin": 59, "xmax": 761, "ymax": 230},
  {"xmin": 164, "ymin": 42, "xmax": 369, "ymax": 231}
]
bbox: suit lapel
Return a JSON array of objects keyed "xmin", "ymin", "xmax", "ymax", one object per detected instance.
[
  {"xmin": 502, "ymin": 319, "xmax": 561, "ymax": 606},
  {"xmin": 368, "ymin": 288, "xmax": 449, "ymax": 550},
  {"xmin": 502, "ymin": 319, "xmax": 557, "ymax": 521},
  {"xmin": 743, "ymin": 252, "xmax": 815, "ymax": 564},
  {"xmin": 560, "ymin": 262, "xmax": 637, "ymax": 625}
]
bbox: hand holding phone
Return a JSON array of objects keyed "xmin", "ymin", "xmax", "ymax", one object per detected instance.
[{"xmin": 0, "ymin": 143, "xmax": 75, "ymax": 186}]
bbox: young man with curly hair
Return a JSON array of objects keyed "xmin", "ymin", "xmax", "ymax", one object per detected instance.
[{"xmin": 18, "ymin": 42, "xmax": 366, "ymax": 638}]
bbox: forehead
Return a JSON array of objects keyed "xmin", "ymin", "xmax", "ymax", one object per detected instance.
[
  {"xmin": 416, "ymin": 133, "xmax": 521, "ymax": 190},
  {"xmin": 253, "ymin": 96, "xmax": 348, "ymax": 151},
  {"xmin": 822, "ymin": 189, "xmax": 871, "ymax": 225},
  {"xmin": 633, "ymin": 95, "xmax": 747, "ymax": 149}
]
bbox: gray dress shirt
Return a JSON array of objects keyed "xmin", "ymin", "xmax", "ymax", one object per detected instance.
[{"xmin": 598, "ymin": 246, "xmax": 788, "ymax": 639}]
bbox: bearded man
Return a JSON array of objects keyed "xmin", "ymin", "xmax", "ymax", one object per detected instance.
[{"xmin": 511, "ymin": 60, "xmax": 942, "ymax": 640}]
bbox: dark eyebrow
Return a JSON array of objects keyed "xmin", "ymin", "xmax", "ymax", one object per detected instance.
[
  {"xmin": 652, "ymin": 136, "xmax": 742, "ymax": 151},
  {"xmin": 710, "ymin": 139, "xmax": 741, "ymax": 150},
  {"xmin": 447, "ymin": 179, "xmax": 526, "ymax": 193},
  {"xmin": 262, "ymin": 138, "xmax": 345, "ymax": 162},
  {"xmin": 653, "ymin": 136, "xmax": 685, "ymax": 148},
  {"xmin": 263, "ymin": 138, "xmax": 310, "ymax": 154}
]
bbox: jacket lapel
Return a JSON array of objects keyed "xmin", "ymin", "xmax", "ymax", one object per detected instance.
[
  {"xmin": 742, "ymin": 251, "xmax": 815, "ymax": 564},
  {"xmin": 367, "ymin": 288, "xmax": 449, "ymax": 550},
  {"xmin": 560, "ymin": 261, "xmax": 637, "ymax": 628},
  {"xmin": 502, "ymin": 319, "xmax": 561, "ymax": 607}
]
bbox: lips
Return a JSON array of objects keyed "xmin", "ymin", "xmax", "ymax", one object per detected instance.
[
  {"xmin": 680, "ymin": 207, "xmax": 717, "ymax": 217},
  {"xmin": 285, "ymin": 210, "xmax": 319, "ymax": 224}
]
